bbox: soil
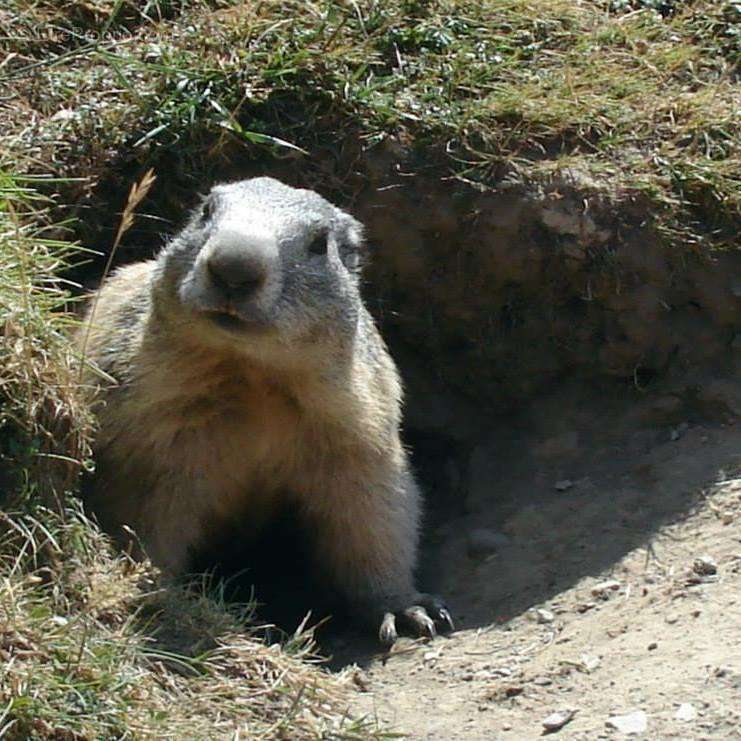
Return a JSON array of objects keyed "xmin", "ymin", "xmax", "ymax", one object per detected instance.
[{"xmin": 326, "ymin": 380, "xmax": 741, "ymax": 739}]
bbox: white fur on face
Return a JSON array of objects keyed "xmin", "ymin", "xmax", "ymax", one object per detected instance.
[
  {"xmin": 181, "ymin": 222, "xmax": 282, "ymax": 311},
  {"xmin": 165, "ymin": 178, "xmax": 363, "ymax": 356}
]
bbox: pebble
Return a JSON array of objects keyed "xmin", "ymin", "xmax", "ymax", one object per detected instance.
[
  {"xmin": 532, "ymin": 608, "xmax": 555, "ymax": 624},
  {"xmin": 577, "ymin": 601, "xmax": 597, "ymax": 613},
  {"xmin": 554, "ymin": 479, "xmax": 574, "ymax": 491},
  {"xmin": 591, "ymin": 579, "xmax": 621, "ymax": 598},
  {"xmin": 675, "ymin": 703, "xmax": 697, "ymax": 721},
  {"xmin": 542, "ymin": 708, "xmax": 577, "ymax": 732},
  {"xmin": 606, "ymin": 710, "xmax": 648, "ymax": 735},
  {"xmin": 692, "ymin": 555, "xmax": 718, "ymax": 576},
  {"xmin": 579, "ymin": 653, "xmax": 601, "ymax": 672}
]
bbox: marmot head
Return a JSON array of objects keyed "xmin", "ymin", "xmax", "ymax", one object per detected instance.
[{"xmin": 155, "ymin": 177, "xmax": 366, "ymax": 360}]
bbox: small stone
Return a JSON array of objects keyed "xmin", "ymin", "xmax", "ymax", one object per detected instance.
[
  {"xmin": 532, "ymin": 608, "xmax": 555, "ymax": 624},
  {"xmin": 675, "ymin": 703, "xmax": 697, "ymax": 721},
  {"xmin": 670, "ymin": 428, "xmax": 681, "ymax": 441},
  {"xmin": 665, "ymin": 613, "xmax": 680, "ymax": 625},
  {"xmin": 423, "ymin": 650, "xmax": 439, "ymax": 662},
  {"xmin": 579, "ymin": 653, "xmax": 601, "ymax": 672},
  {"xmin": 577, "ymin": 601, "xmax": 597, "ymax": 613},
  {"xmin": 466, "ymin": 528, "xmax": 510, "ymax": 558},
  {"xmin": 542, "ymin": 708, "xmax": 577, "ymax": 732},
  {"xmin": 554, "ymin": 479, "xmax": 574, "ymax": 491},
  {"xmin": 647, "ymin": 642, "xmax": 658, "ymax": 651},
  {"xmin": 352, "ymin": 670, "xmax": 371, "ymax": 692},
  {"xmin": 533, "ymin": 675, "xmax": 553, "ymax": 686},
  {"xmin": 591, "ymin": 579, "xmax": 621, "ymax": 598},
  {"xmin": 606, "ymin": 710, "xmax": 648, "ymax": 735},
  {"xmin": 692, "ymin": 555, "xmax": 717, "ymax": 576}
]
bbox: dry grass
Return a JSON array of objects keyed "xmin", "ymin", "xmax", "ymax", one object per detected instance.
[
  {"xmin": 0, "ymin": 170, "xmax": 93, "ymax": 506},
  {"xmin": 0, "ymin": 503, "xmax": 372, "ymax": 739},
  {"xmin": 0, "ymin": 173, "xmax": 382, "ymax": 738}
]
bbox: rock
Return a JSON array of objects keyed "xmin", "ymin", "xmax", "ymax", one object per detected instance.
[
  {"xmin": 591, "ymin": 579, "xmax": 621, "ymax": 598},
  {"xmin": 554, "ymin": 479, "xmax": 574, "ymax": 491},
  {"xmin": 531, "ymin": 608, "xmax": 555, "ymax": 624},
  {"xmin": 606, "ymin": 710, "xmax": 648, "ymax": 735},
  {"xmin": 576, "ymin": 601, "xmax": 597, "ymax": 613},
  {"xmin": 579, "ymin": 653, "xmax": 601, "ymax": 672},
  {"xmin": 675, "ymin": 703, "xmax": 697, "ymax": 721},
  {"xmin": 466, "ymin": 528, "xmax": 510, "ymax": 558},
  {"xmin": 693, "ymin": 555, "xmax": 718, "ymax": 576},
  {"xmin": 542, "ymin": 708, "xmax": 577, "ymax": 732},
  {"xmin": 352, "ymin": 669, "xmax": 371, "ymax": 692}
]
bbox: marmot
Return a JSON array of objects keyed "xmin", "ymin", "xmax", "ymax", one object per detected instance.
[{"xmin": 79, "ymin": 177, "xmax": 453, "ymax": 643}]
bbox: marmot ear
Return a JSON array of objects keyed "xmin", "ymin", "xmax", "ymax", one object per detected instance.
[{"xmin": 335, "ymin": 210, "xmax": 367, "ymax": 273}]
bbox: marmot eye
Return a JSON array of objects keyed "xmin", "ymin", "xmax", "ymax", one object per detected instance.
[{"xmin": 308, "ymin": 233, "xmax": 328, "ymax": 256}]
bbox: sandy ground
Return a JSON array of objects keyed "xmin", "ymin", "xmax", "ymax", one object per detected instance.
[{"xmin": 332, "ymin": 400, "xmax": 741, "ymax": 739}]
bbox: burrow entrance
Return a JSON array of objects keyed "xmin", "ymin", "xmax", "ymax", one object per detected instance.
[{"xmin": 70, "ymin": 141, "xmax": 741, "ymax": 657}]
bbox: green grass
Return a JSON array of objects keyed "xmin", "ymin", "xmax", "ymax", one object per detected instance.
[{"xmin": 1, "ymin": 0, "xmax": 739, "ymax": 247}]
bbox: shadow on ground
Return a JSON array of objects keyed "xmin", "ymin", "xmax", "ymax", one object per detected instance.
[{"xmin": 192, "ymin": 345, "xmax": 741, "ymax": 671}]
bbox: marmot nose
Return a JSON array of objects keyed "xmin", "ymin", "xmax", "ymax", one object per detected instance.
[{"xmin": 207, "ymin": 245, "xmax": 267, "ymax": 299}]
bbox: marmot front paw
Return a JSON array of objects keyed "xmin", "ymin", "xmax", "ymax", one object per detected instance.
[{"xmin": 377, "ymin": 593, "xmax": 455, "ymax": 645}]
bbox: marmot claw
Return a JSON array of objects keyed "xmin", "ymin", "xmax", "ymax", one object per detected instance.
[{"xmin": 378, "ymin": 594, "xmax": 455, "ymax": 645}]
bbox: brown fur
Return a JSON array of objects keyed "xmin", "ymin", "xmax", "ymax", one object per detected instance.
[{"xmin": 79, "ymin": 178, "xmax": 451, "ymax": 640}]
